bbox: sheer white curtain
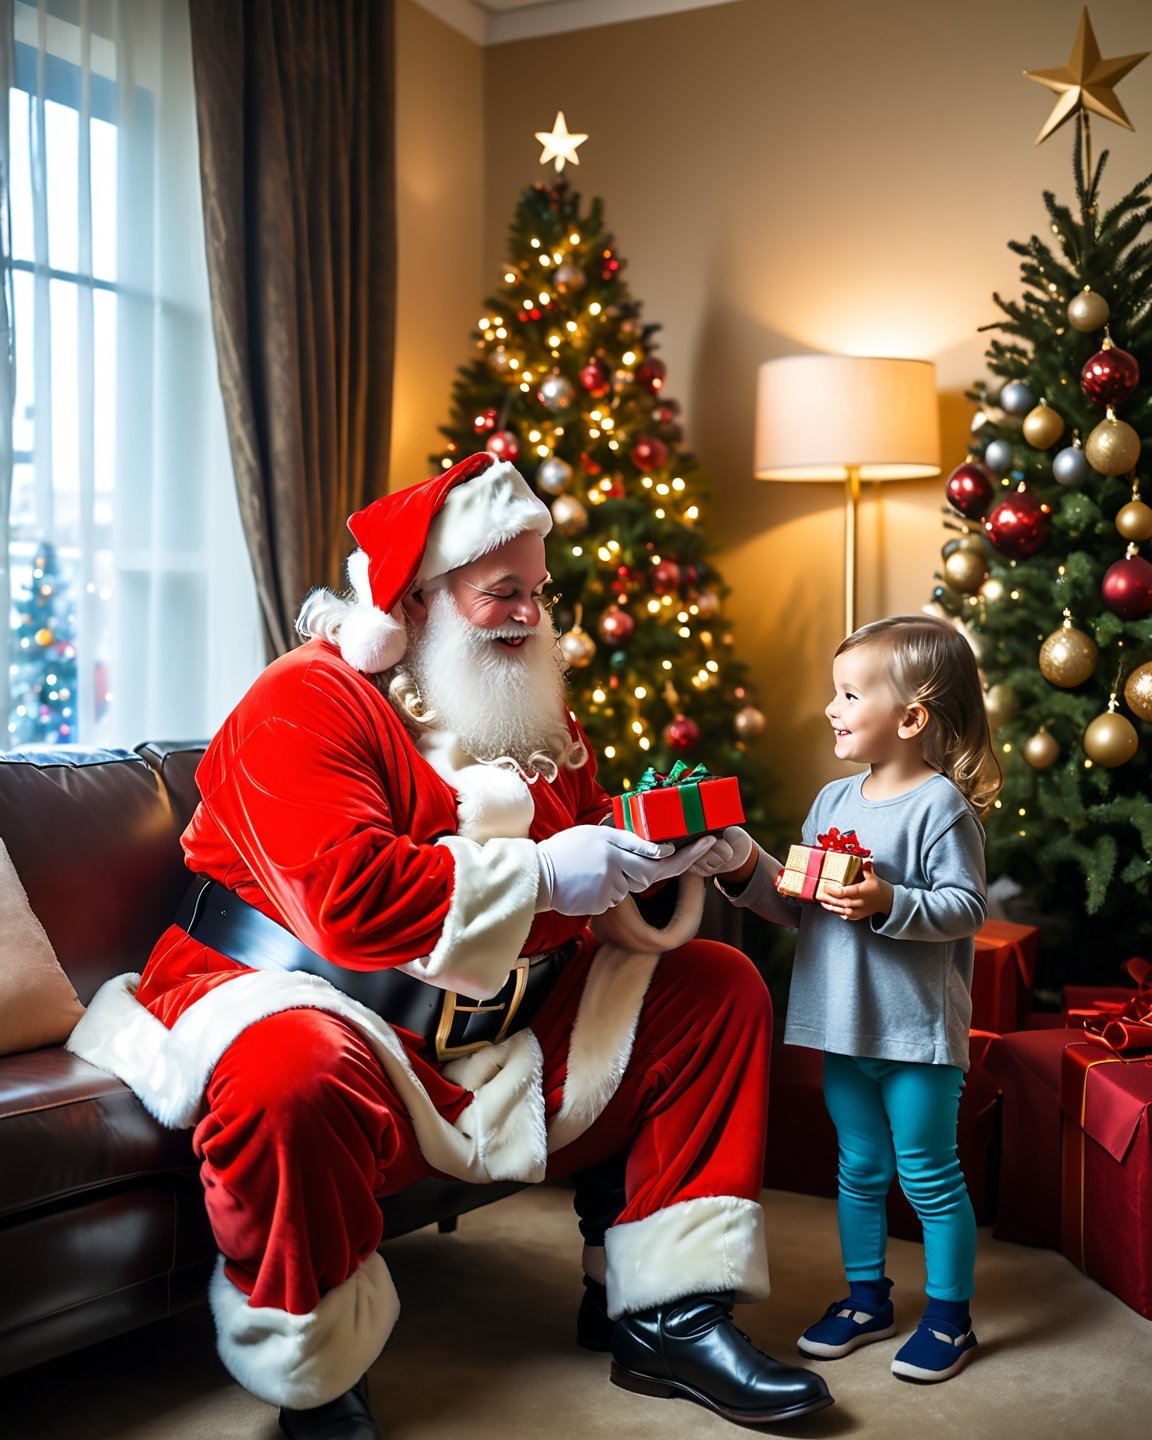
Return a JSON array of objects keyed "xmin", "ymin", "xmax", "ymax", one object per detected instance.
[{"xmin": 3, "ymin": 0, "xmax": 260, "ymax": 750}]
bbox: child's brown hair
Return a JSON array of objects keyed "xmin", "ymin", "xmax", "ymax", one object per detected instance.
[{"xmin": 837, "ymin": 615, "xmax": 1003, "ymax": 816}]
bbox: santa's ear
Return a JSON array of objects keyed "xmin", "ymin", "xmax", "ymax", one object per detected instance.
[{"xmin": 401, "ymin": 587, "xmax": 428, "ymax": 625}]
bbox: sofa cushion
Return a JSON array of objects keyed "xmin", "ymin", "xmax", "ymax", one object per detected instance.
[
  {"xmin": 0, "ymin": 838, "xmax": 85, "ymax": 1056},
  {"xmin": 0, "ymin": 749, "xmax": 189, "ymax": 1003},
  {"xmin": 0, "ymin": 1047, "xmax": 197, "ymax": 1219}
]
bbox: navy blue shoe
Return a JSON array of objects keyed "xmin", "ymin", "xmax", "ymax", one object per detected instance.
[
  {"xmin": 797, "ymin": 1297, "xmax": 896, "ymax": 1359},
  {"xmin": 891, "ymin": 1318, "xmax": 977, "ymax": 1382}
]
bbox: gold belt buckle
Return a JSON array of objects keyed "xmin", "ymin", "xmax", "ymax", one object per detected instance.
[{"xmin": 434, "ymin": 963, "xmax": 530, "ymax": 1063}]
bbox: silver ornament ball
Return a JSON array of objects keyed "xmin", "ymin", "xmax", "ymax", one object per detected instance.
[
  {"xmin": 983, "ymin": 438, "xmax": 1014, "ymax": 475},
  {"xmin": 999, "ymin": 381, "xmax": 1036, "ymax": 417},
  {"xmin": 536, "ymin": 457, "xmax": 573, "ymax": 495},
  {"xmin": 1052, "ymin": 444, "xmax": 1092, "ymax": 488}
]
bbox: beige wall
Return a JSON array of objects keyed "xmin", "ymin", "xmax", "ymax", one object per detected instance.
[
  {"xmin": 397, "ymin": 0, "xmax": 1151, "ymax": 831},
  {"xmin": 391, "ymin": 0, "xmax": 485, "ymax": 494}
]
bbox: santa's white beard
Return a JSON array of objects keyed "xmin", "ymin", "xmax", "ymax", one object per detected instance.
[{"xmin": 402, "ymin": 588, "xmax": 575, "ymax": 773}]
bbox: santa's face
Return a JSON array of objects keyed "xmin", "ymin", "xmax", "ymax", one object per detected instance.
[
  {"xmin": 403, "ymin": 533, "xmax": 573, "ymax": 771},
  {"xmin": 439, "ymin": 530, "xmax": 550, "ymax": 638}
]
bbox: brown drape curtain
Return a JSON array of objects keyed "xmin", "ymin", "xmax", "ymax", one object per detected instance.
[{"xmin": 188, "ymin": 0, "xmax": 396, "ymax": 660}]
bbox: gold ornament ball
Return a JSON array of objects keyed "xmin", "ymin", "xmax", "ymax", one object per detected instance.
[
  {"xmin": 558, "ymin": 625, "xmax": 596, "ymax": 669},
  {"xmin": 1084, "ymin": 416, "xmax": 1142, "ymax": 476},
  {"xmin": 943, "ymin": 549, "xmax": 989, "ymax": 595},
  {"xmin": 1123, "ymin": 662, "xmax": 1152, "ymax": 723},
  {"xmin": 1116, "ymin": 499, "xmax": 1152, "ymax": 543},
  {"xmin": 1083, "ymin": 711, "xmax": 1139, "ymax": 767},
  {"xmin": 734, "ymin": 704, "xmax": 766, "ymax": 739},
  {"xmin": 550, "ymin": 493, "xmax": 589, "ymax": 537},
  {"xmin": 1023, "ymin": 728, "xmax": 1060, "ymax": 770},
  {"xmin": 1022, "ymin": 401, "xmax": 1065, "ymax": 449},
  {"xmin": 35, "ymin": 627, "xmax": 54, "ymax": 647},
  {"xmin": 1038, "ymin": 625, "xmax": 1098, "ymax": 688},
  {"xmin": 1067, "ymin": 290, "xmax": 1110, "ymax": 332},
  {"xmin": 984, "ymin": 683, "xmax": 1016, "ymax": 730}
]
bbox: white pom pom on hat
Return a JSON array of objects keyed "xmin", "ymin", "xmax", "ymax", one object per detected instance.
[{"xmin": 336, "ymin": 451, "xmax": 552, "ymax": 673}]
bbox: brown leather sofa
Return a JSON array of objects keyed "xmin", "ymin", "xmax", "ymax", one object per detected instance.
[{"xmin": 0, "ymin": 742, "xmax": 524, "ymax": 1379}]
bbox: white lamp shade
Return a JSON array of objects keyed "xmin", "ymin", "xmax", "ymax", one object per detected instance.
[{"xmin": 754, "ymin": 354, "xmax": 941, "ymax": 481}]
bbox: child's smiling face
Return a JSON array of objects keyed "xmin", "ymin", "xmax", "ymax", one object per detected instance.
[{"xmin": 825, "ymin": 645, "xmax": 907, "ymax": 768}]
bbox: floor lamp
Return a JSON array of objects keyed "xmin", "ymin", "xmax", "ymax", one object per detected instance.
[{"xmin": 754, "ymin": 355, "xmax": 941, "ymax": 637}]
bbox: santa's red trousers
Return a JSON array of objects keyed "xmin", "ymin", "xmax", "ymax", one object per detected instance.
[{"xmin": 193, "ymin": 939, "xmax": 771, "ymax": 1315}]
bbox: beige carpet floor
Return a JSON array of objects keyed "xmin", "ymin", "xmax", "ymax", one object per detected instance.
[{"xmin": 3, "ymin": 1185, "xmax": 1150, "ymax": 1440}]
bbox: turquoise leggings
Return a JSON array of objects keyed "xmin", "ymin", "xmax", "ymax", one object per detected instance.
[{"xmin": 822, "ymin": 1052, "xmax": 976, "ymax": 1302}]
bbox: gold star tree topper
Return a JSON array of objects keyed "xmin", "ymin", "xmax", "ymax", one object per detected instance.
[
  {"xmin": 1025, "ymin": 7, "xmax": 1148, "ymax": 145},
  {"xmin": 535, "ymin": 111, "xmax": 588, "ymax": 172}
]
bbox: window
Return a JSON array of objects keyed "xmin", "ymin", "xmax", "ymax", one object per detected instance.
[{"xmin": 3, "ymin": 0, "xmax": 259, "ymax": 749}]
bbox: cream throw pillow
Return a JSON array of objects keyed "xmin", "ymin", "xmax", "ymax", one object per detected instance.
[{"xmin": 0, "ymin": 836, "xmax": 85, "ymax": 1054}]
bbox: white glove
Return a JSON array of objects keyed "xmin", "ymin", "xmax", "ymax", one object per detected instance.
[
  {"xmin": 688, "ymin": 825, "xmax": 755, "ymax": 877},
  {"xmin": 537, "ymin": 826, "xmax": 720, "ymax": 916}
]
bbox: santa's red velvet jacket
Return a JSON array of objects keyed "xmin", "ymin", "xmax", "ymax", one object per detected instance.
[{"xmin": 69, "ymin": 638, "xmax": 707, "ymax": 1181}]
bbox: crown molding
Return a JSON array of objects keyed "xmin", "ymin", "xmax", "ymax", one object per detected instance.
[{"xmin": 412, "ymin": 0, "xmax": 742, "ymax": 47}]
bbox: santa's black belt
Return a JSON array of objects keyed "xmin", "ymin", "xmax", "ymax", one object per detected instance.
[{"xmin": 173, "ymin": 878, "xmax": 573, "ymax": 1063}]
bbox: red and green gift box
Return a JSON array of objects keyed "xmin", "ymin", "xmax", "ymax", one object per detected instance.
[
  {"xmin": 610, "ymin": 761, "xmax": 744, "ymax": 844},
  {"xmin": 775, "ymin": 827, "xmax": 870, "ymax": 902}
]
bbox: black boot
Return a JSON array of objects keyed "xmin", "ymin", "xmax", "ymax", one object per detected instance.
[
  {"xmin": 576, "ymin": 1276, "xmax": 615, "ymax": 1352},
  {"xmin": 279, "ymin": 1374, "xmax": 382, "ymax": 1439},
  {"xmin": 611, "ymin": 1293, "xmax": 833, "ymax": 1425}
]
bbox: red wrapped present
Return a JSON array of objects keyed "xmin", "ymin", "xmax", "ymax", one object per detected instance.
[
  {"xmin": 610, "ymin": 761, "xmax": 743, "ymax": 845},
  {"xmin": 774, "ymin": 827, "xmax": 870, "ymax": 903},
  {"xmin": 982, "ymin": 1028, "xmax": 1081, "ymax": 1248},
  {"xmin": 1063, "ymin": 958, "xmax": 1152, "ymax": 1044},
  {"xmin": 1060, "ymin": 1042, "xmax": 1152, "ymax": 1319},
  {"xmin": 970, "ymin": 918, "xmax": 1038, "ymax": 1034}
]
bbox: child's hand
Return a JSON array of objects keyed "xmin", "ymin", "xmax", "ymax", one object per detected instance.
[{"xmin": 818, "ymin": 860, "xmax": 892, "ymax": 922}]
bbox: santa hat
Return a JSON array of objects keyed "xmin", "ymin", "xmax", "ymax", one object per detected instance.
[{"xmin": 336, "ymin": 452, "xmax": 552, "ymax": 673}]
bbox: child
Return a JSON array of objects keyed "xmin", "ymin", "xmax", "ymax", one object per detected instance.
[{"xmin": 696, "ymin": 614, "xmax": 1002, "ymax": 1383}]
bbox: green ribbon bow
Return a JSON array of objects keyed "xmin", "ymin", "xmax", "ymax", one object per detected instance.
[{"xmin": 626, "ymin": 761, "xmax": 714, "ymax": 834}]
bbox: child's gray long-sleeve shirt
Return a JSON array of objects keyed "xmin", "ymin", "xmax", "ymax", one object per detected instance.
[{"xmin": 727, "ymin": 771, "xmax": 987, "ymax": 1070}]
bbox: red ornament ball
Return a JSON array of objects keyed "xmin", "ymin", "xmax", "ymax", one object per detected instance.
[
  {"xmin": 652, "ymin": 559, "xmax": 682, "ymax": 595},
  {"xmin": 636, "ymin": 359, "xmax": 666, "ymax": 394},
  {"xmin": 663, "ymin": 713, "xmax": 700, "ymax": 751},
  {"xmin": 1081, "ymin": 346, "xmax": 1140, "ymax": 407},
  {"xmin": 597, "ymin": 606, "xmax": 635, "ymax": 644},
  {"xmin": 472, "ymin": 409, "xmax": 499, "ymax": 434},
  {"xmin": 630, "ymin": 434, "xmax": 668, "ymax": 471},
  {"xmin": 579, "ymin": 360, "xmax": 611, "ymax": 397},
  {"xmin": 485, "ymin": 430, "xmax": 520, "ymax": 462},
  {"xmin": 945, "ymin": 461, "xmax": 996, "ymax": 518},
  {"xmin": 983, "ymin": 492, "xmax": 1051, "ymax": 559},
  {"xmin": 1101, "ymin": 552, "xmax": 1152, "ymax": 620}
]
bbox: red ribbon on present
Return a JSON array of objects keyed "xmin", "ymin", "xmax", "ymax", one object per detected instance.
[
  {"xmin": 816, "ymin": 826, "xmax": 872, "ymax": 859},
  {"xmin": 1081, "ymin": 957, "xmax": 1152, "ymax": 1055}
]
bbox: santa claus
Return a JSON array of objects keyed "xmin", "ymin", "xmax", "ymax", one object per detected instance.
[{"xmin": 68, "ymin": 453, "xmax": 832, "ymax": 1437}]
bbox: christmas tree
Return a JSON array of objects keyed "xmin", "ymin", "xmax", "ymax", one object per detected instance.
[
  {"xmin": 932, "ymin": 15, "xmax": 1151, "ymax": 990},
  {"xmin": 432, "ymin": 134, "xmax": 771, "ymax": 827},
  {"xmin": 8, "ymin": 540, "xmax": 80, "ymax": 745}
]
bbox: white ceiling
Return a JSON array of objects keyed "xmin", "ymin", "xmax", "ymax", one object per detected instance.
[{"xmin": 413, "ymin": 0, "xmax": 741, "ymax": 47}]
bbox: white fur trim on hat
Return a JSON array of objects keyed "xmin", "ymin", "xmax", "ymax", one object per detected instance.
[
  {"xmin": 418, "ymin": 460, "xmax": 551, "ymax": 587},
  {"xmin": 338, "ymin": 549, "xmax": 408, "ymax": 674}
]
